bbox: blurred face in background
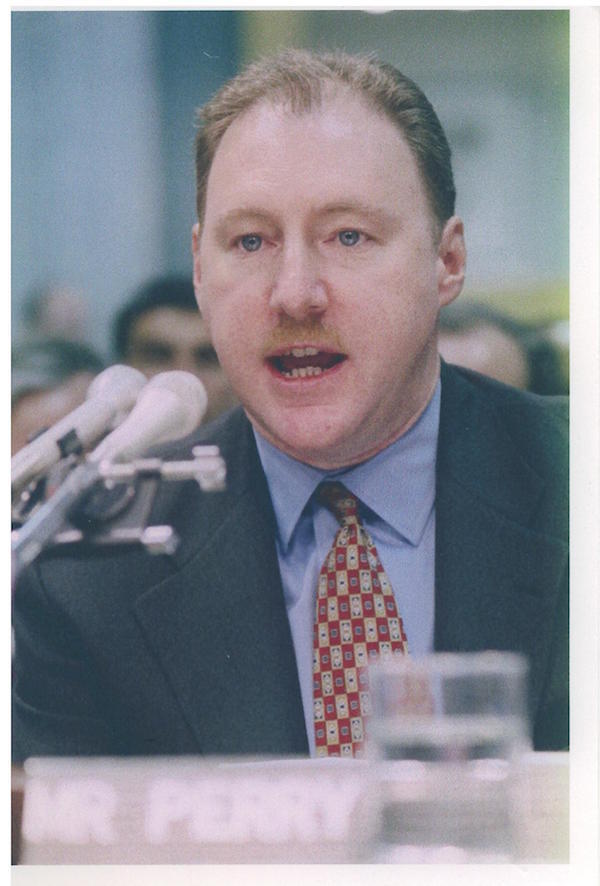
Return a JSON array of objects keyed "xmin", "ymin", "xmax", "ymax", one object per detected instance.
[
  {"xmin": 438, "ymin": 323, "xmax": 529, "ymax": 389},
  {"xmin": 11, "ymin": 372, "xmax": 95, "ymax": 455},
  {"xmin": 124, "ymin": 307, "xmax": 237, "ymax": 423}
]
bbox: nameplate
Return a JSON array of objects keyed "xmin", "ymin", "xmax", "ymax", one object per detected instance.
[
  {"xmin": 19, "ymin": 752, "xmax": 568, "ymax": 864},
  {"xmin": 20, "ymin": 756, "xmax": 368, "ymax": 864}
]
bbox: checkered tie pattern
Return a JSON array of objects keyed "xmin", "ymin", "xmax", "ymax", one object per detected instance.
[{"xmin": 313, "ymin": 482, "xmax": 409, "ymax": 758}]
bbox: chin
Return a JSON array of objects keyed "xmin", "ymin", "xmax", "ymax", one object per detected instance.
[
  {"xmin": 247, "ymin": 395, "xmax": 375, "ymax": 466},
  {"xmin": 252, "ymin": 413, "xmax": 340, "ymax": 466},
  {"xmin": 274, "ymin": 424, "xmax": 366, "ymax": 469}
]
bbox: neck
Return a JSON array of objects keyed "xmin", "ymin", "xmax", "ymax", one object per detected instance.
[{"xmin": 251, "ymin": 363, "xmax": 441, "ymax": 472}]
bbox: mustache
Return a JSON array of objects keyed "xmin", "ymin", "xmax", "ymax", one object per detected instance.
[{"xmin": 261, "ymin": 319, "xmax": 346, "ymax": 355}]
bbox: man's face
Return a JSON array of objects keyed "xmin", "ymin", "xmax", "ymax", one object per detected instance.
[
  {"xmin": 125, "ymin": 307, "xmax": 237, "ymax": 423},
  {"xmin": 193, "ymin": 89, "xmax": 465, "ymax": 468}
]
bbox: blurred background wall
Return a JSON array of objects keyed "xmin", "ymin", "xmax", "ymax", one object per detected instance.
[{"xmin": 12, "ymin": 9, "xmax": 569, "ymax": 356}]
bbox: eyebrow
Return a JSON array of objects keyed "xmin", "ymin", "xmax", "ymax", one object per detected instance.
[
  {"xmin": 213, "ymin": 201, "xmax": 398, "ymax": 237},
  {"xmin": 213, "ymin": 208, "xmax": 276, "ymax": 239},
  {"xmin": 317, "ymin": 201, "xmax": 396, "ymax": 222}
]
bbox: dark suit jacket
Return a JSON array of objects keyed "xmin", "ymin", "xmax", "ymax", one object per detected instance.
[{"xmin": 12, "ymin": 363, "xmax": 568, "ymax": 761}]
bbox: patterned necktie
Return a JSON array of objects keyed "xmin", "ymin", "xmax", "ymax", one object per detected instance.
[{"xmin": 313, "ymin": 482, "xmax": 409, "ymax": 758}]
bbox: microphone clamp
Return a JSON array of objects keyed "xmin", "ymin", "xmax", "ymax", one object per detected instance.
[
  {"xmin": 11, "ymin": 446, "xmax": 226, "ymax": 580},
  {"xmin": 92, "ymin": 445, "xmax": 226, "ymax": 491}
]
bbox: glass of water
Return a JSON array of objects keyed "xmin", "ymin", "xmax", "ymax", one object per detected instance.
[{"xmin": 358, "ymin": 651, "xmax": 531, "ymax": 862}]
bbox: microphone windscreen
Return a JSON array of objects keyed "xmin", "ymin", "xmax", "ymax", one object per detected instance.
[
  {"xmin": 89, "ymin": 371, "xmax": 208, "ymax": 463},
  {"xmin": 11, "ymin": 364, "xmax": 147, "ymax": 490}
]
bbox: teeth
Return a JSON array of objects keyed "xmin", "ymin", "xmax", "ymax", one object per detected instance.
[
  {"xmin": 282, "ymin": 366, "xmax": 324, "ymax": 378},
  {"xmin": 287, "ymin": 346, "xmax": 319, "ymax": 357}
]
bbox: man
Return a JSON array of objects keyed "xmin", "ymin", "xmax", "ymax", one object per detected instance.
[
  {"xmin": 21, "ymin": 283, "xmax": 89, "ymax": 345},
  {"xmin": 11, "ymin": 339, "xmax": 106, "ymax": 521},
  {"xmin": 438, "ymin": 301, "xmax": 568, "ymax": 395},
  {"xmin": 12, "ymin": 50, "xmax": 568, "ymax": 762},
  {"xmin": 12, "ymin": 338, "xmax": 105, "ymax": 456},
  {"xmin": 112, "ymin": 275, "xmax": 237, "ymax": 423}
]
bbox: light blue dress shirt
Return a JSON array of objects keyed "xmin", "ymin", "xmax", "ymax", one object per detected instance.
[{"xmin": 254, "ymin": 381, "xmax": 440, "ymax": 754}]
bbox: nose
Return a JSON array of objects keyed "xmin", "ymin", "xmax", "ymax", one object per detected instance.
[{"xmin": 268, "ymin": 242, "xmax": 328, "ymax": 321}]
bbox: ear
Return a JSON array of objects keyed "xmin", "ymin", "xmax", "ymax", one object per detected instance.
[
  {"xmin": 191, "ymin": 222, "xmax": 202, "ymax": 304},
  {"xmin": 436, "ymin": 216, "xmax": 466, "ymax": 308}
]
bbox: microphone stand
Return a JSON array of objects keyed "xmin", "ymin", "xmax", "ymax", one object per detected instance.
[{"xmin": 11, "ymin": 446, "xmax": 226, "ymax": 583}]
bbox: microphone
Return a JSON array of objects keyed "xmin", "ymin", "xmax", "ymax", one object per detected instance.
[
  {"xmin": 11, "ymin": 364, "xmax": 147, "ymax": 493},
  {"xmin": 12, "ymin": 371, "xmax": 208, "ymax": 577},
  {"xmin": 89, "ymin": 370, "xmax": 208, "ymax": 463}
]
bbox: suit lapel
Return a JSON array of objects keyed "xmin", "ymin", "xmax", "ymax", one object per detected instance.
[
  {"xmin": 435, "ymin": 364, "xmax": 568, "ymax": 717},
  {"xmin": 132, "ymin": 412, "xmax": 308, "ymax": 756}
]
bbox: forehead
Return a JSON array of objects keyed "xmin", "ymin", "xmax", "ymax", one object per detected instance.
[{"xmin": 204, "ymin": 89, "xmax": 426, "ymax": 219}]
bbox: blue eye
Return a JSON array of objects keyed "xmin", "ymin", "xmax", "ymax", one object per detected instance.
[
  {"xmin": 240, "ymin": 234, "xmax": 262, "ymax": 252},
  {"xmin": 338, "ymin": 230, "xmax": 361, "ymax": 247}
]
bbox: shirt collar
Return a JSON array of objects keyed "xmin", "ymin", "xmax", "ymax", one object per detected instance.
[{"xmin": 254, "ymin": 379, "xmax": 441, "ymax": 551}]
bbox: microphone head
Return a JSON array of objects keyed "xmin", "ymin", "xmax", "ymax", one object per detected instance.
[
  {"xmin": 86, "ymin": 364, "xmax": 147, "ymax": 420},
  {"xmin": 141, "ymin": 371, "xmax": 209, "ymax": 432},
  {"xmin": 11, "ymin": 364, "xmax": 148, "ymax": 491},
  {"xmin": 89, "ymin": 371, "xmax": 208, "ymax": 463}
]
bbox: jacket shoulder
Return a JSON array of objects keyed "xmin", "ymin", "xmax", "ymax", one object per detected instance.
[
  {"xmin": 441, "ymin": 363, "xmax": 568, "ymax": 472},
  {"xmin": 439, "ymin": 363, "xmax": 568, "ymax": 541}
]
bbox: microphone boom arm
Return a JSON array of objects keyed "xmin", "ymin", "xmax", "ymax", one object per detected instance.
[{"xmin": 11, "ymin": 445, "xmax": 226, "ymax": 581}]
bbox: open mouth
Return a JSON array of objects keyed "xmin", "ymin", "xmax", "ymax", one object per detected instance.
[{"xmin": 267, "ymin": 346, "xmax": 347, "ymax": 379}]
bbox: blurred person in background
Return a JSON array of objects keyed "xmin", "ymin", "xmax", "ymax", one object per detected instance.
[
  {"xmin": 11, "ymin": 339, "xmax": 106, "ymax": 520},
  {"xmin": 12, "ymin": 338, "xmax": 105, "ymax": 456},
  {"xmin": 112, "ymin": 275, "xmax": 237, "ymax": 423},
  {"xmin": 438, "ymin": 302, "xmax": 568, "ymax": 395},
  {"xmin": 21, "ymin": 283, "xmax": 90, "ymax": 345}
]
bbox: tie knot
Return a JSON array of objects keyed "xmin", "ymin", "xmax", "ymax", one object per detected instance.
[{"xmin": 318, "ymin": 482, "xmax": 359, "ymax": 526}]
